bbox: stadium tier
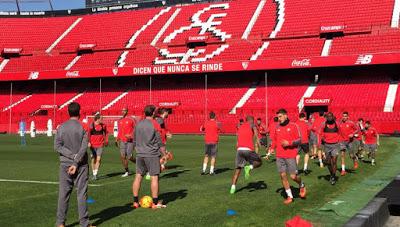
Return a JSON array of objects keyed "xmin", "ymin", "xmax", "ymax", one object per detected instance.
[{"xmin": 0, "ymin": 0, "xmax": 399, "ymax": 134}]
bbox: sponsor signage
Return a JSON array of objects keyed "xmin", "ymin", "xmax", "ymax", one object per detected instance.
[
  {"xmin": 158, "ymin": 102, "xmax": 180, "ymax": 107},
  {"xmin": 0, "ymin": 53, "xmax": 398, "ymax": 81},
  {"xmin": 2, "ymin": 48, "xmax": 22, "ymax": 54},
  {"xmin": 320, "ymin": 25, "xmax": 345, "ymax": 33},
  {"xmin": 78, "ymin": 44, "xmax": 96, "ymax": 51},
  {"xmin": 304, "ymin": 98, "xmax": 331, "ymax": 106}
]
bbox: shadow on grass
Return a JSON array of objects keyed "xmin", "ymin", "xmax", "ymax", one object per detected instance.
[
  {"xmin": 66, "ymin": 203, "xmax": 133, "ymax": 227},
  {"xmin": 215, "ymin": 168, "xmax": 232, "ymax": 174},
  {"xmin": 318, "ymin": 174, "xmax": 332, "ymax": 182},
  {"xmin": 97, "ymin": 172, "xmax": 125, "ymax": 180},
  {"xmin": 160, "ymin": 169, "xmax": 190, "ymax": 179},
  {"xmin": 276, "ymin": 186, "xmax": 300, "ymax": 199},
  {"xmin": 165, "ymin": 164, "xmax": 183, "ymax": 170},
  {"xmin": 159, "ymin": 189, "xmax": 188, "ymax": 205},
  {"xmin": 236, "ymin": 181, "xmax": 267, "ymax": 193}
]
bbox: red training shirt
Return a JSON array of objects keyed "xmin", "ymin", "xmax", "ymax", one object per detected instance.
[
  {"xmin": 296, "ymin": 120, "xmax": 310, "ymax": 144},
  {"xmin": 117, "ymin": 117, "xmax": 135, "ymax": 142},
  {"xmin": 339, "ymin": 120, "xmax": 358, "ymax": 142},
  {"xmin": 363, "ymin": 127, "xmax": 378, "ymax": 144},
  {"xmin": 201, "ymin": 119, "xmax": 220, "ymax": 144},
  {"xmin": 271, "ymin": 121, "xmax": 301, "ymax": 158},
  {"xmin": 237, "ymin": 122, "xmax": 255, "ymax": 151},
  {"xmin": 89, "ymin": 122, "xmax": 108, "ymax": 148}
]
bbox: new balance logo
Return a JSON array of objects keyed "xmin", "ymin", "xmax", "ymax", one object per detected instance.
[
  {"xmin": 355, "ymin": 55, "xmax": 373, "ymax": 65},
  {"xmin": 28, "ymin": 71, "xmax": 39, "ymax": 80}
]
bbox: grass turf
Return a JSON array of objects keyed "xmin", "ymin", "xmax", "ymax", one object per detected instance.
[{"xmin": 0, "ymin": 135, "xmax": 399, "ymax": 227}]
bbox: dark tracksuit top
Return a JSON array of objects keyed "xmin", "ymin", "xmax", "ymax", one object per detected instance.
[{"xmin": 133, "ymin": 118, "xmax": 163, "ymax": 158}]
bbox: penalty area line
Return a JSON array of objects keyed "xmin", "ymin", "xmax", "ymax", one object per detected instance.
[{"xmin": 0, "ymin": 179, "xmax": 102, "ymax": 187}]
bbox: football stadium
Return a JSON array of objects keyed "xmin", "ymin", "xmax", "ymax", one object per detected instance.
[{"xmin": 0, "ymin": 0, "xmax": 400, "ymax": 226}]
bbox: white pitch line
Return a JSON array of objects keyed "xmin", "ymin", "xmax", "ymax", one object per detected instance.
[{"xmin": 0, "ymin": 179, "xmax": 102, "ymax": 187}]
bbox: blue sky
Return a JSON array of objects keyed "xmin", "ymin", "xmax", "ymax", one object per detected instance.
[{"xmin": 0, "ymin": 0, "xmax": 85, "ymax": 11}]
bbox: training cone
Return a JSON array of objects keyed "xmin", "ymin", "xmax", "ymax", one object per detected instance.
[
  {"xmin": 86, "ymin": 197, "xmax": 95, "ymax": 204},
  {"xmin": 226, "ymin": 209, "xmax": 237, "ymax": 216},
  {"xmin": 285, "ymin": 216, "xmax": 312, "ymax": 227}
]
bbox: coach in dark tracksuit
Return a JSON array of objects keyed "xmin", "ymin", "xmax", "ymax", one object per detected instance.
[{"xmin": 54, "ymin": 102, "xmax": 94, "ymax": 227}]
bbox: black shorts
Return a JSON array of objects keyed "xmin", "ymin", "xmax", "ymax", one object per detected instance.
[
  {"xmin": 298, "ymin": 143, "xmax": 310, "ymax": 154},
  {"xmin": 235, "ymin": 150, "xmax": 261, "ymax": 168},
  {"xmin": 205, "ymin": 144, "xmax": 218, "ymax": 157}
]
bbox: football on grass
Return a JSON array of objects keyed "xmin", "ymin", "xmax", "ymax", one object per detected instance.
[{"xmin": 139, "ymin": 196, "xmax": 153, "ymax": 208}]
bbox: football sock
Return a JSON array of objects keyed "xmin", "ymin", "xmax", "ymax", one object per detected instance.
[
  {"xmin": 125, "ymin": 168, "xmax": 129, "ymax": 173},
  {"xmin": 319, "ymin": 159, "xmax": 323, "ymax": 164},
  {"xmin": 133, "ymin": 196, "xmax": 139, "ymax": 203},
  {"xmin": 231, "ymin": 185, "xmax": 236, "ymax": 190},
  {"xmin": 93, "ymin": 169, "xmax": 98, "ymax": 176},
  {"xmin": 202, "ymin": 164, "xmax": 207, "ymax": 172},
  {"xmin": 286, "ymin": 189, "xmax": 293, "ymax": 198},
  {"xmin": 342, "ymin": 165, "xmax": 345, "ymax": 171},
  {"xmin": 210, "ymin": 166, "xmax": 214, "ymax": 173},
  {"xmin": 249, "ymin": 165, "xmax": 254, "ymax": 170},
  {"xmin": 303, "ymin": 163, "xmax": 308, "ymax": 171}
]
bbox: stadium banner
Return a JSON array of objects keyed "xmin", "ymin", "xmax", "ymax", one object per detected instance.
[
  {"xmin": 303, "ymin": 98, "xmax": 331, "ymax": 106},
  {"xmin": 158, "ymin": 102, "xmax": 181, "ymax": 107},
  {"xmin": 0, "ymin": 0, "xmax": 218, "ymax": 18},
  {"xmin": 0, "ymin": 52, "xmax": 399, "ymax": 81},
  {"xmin": 2, "ymin": 48, "xmax": 22, "ymax": 54},
  {"xmin": 320, "ymin": 24, "xmax": 346, "ymax": 33}
]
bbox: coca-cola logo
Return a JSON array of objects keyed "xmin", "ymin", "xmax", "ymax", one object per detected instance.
[
  {"xmin": 291, "ymin": 59, "xmax": 311, "ymax": 67},
  {"xmin": 66, "ymin": 71, "xmax": 80, "ymax": 77}
]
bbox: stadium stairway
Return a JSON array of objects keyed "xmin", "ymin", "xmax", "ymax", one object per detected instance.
[
  {"xmin": 384, "ymin": 81, "xmax": 398, "ymax": 112},
  {"xmin": 58, "ymin": 92, "xmax": 84, "ymax": 110},
  {"xmin": 102, "ymin": 91, "xmax": 129, "ymax": 111},
  {"xmin": 46, "ymin": 17, "xmax": 83, "ymax": 54},
  {"xmin": 2, "ymin": 94, "xmax": 32, "ymax": 112},
  {"xmin": 392, "ymin": 0, "xmax": 400, "ymax": 28},
  {"xmin": 241, "ymin": 0, "xmax": 267, "ymax": 40},
  {"xmin": 297, "ymin": 83, "xmax": 317, "ymax": 112},
  {"xmin": 0, "ymin": 59, "xmax": 10, "ymax": 72},
  {"xmin": 229, "ymin": 82, "xmax": 258, "ymax": 114}
]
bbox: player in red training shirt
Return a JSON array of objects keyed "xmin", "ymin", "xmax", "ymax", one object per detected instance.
[
  {"xmin": 354, "ymin": 118, "xmax": 365, "ymax": 159},
  {"xmin": 296, "ymin": 113, "xmax": 311, "ymax": 175},
  {"xmin": 362, "ymin": 121, "xmax": 379, "ymax": 166},
  {"xmin": 154, "ymin": 108, "xmax": 173, "ymax": 175},
  {"xmin": 255, "ymin": 118, "xmax": 268, "ymax": 154},
  {"xmin": 116, "ymin": 107, "xmax": 136, "ymax": 177},
  {"xmin": 200, "ymin": 111, "xmax": 221, "ymax": 175},
  {"xmin": 310, "ymin": 111, "xmax": 325, "ymax": 167},
  {"xmin": 338, "ymin": 111, "xmax": 359, "ymax": 176},
  {"xmin": 88, "ymin": 113, "xmax": 108, "ymax": 180},
  {"xmin": 230, "ymin": 115, "xmax": 262, "ymax": 194},
  {"xmin": 268, "ymin": 109, "xmax": 306, "ymax": 204},
  {"xmin": 320, "ymin": 112, "xmax": 341, "ymax": 185}
]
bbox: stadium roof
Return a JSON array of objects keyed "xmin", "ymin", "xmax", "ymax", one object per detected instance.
[{"xmin": 0, "ymin": 0, "xmax": 84, "ymax": 11}]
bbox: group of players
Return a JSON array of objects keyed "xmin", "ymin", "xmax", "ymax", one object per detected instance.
[
  {"xmin": 54, "ymin": 102, "xmax": 380, "ymax": 227},
  {"xmin": 200, "ymin": 109, "xmax": 379, "ymax": 205}
]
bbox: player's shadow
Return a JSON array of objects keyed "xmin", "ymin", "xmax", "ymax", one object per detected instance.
[
  {"xmin": 159, "ymin": 189, "xmax": 188, "ymax": 205},
  {"xmin": 165, "ymin": 164, "xmax": 183, "ymax": 170},
  {"xmin": 97, "ymin": 172, "xmax": 125, "ymax": 180},
  {"xmin": 362, "ymin": 160, "xmax": 372, "ymax": 164},
  {"xmin": 214, "ymin": 168, "xmax": 232, "ymax": 174},
  {"xmin": 236, "ymin": 181, "xmax": 267, "ymax": 193},
  {"xmin": 161, "ymin": 169, "xmax": 190, "ymax": 179},
  {"xmin": 276, "ymin": 186, "xmax": 300, "ymax": 199},
  {"xmin": 317, "ymin": 174, "xmax": 332, "ymax": 182},
  {"xmin": 298, "ymin": 169, "xmax": 313, "ymax": 175},
  {"xmin": 66, "ymin": 203, "xmax": 133, "ymax": 227}
]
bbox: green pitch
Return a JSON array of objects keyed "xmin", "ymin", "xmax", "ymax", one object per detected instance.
[{"xmin": 0, "ymin": 135, "xmax": 399, "ymax": 227}]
